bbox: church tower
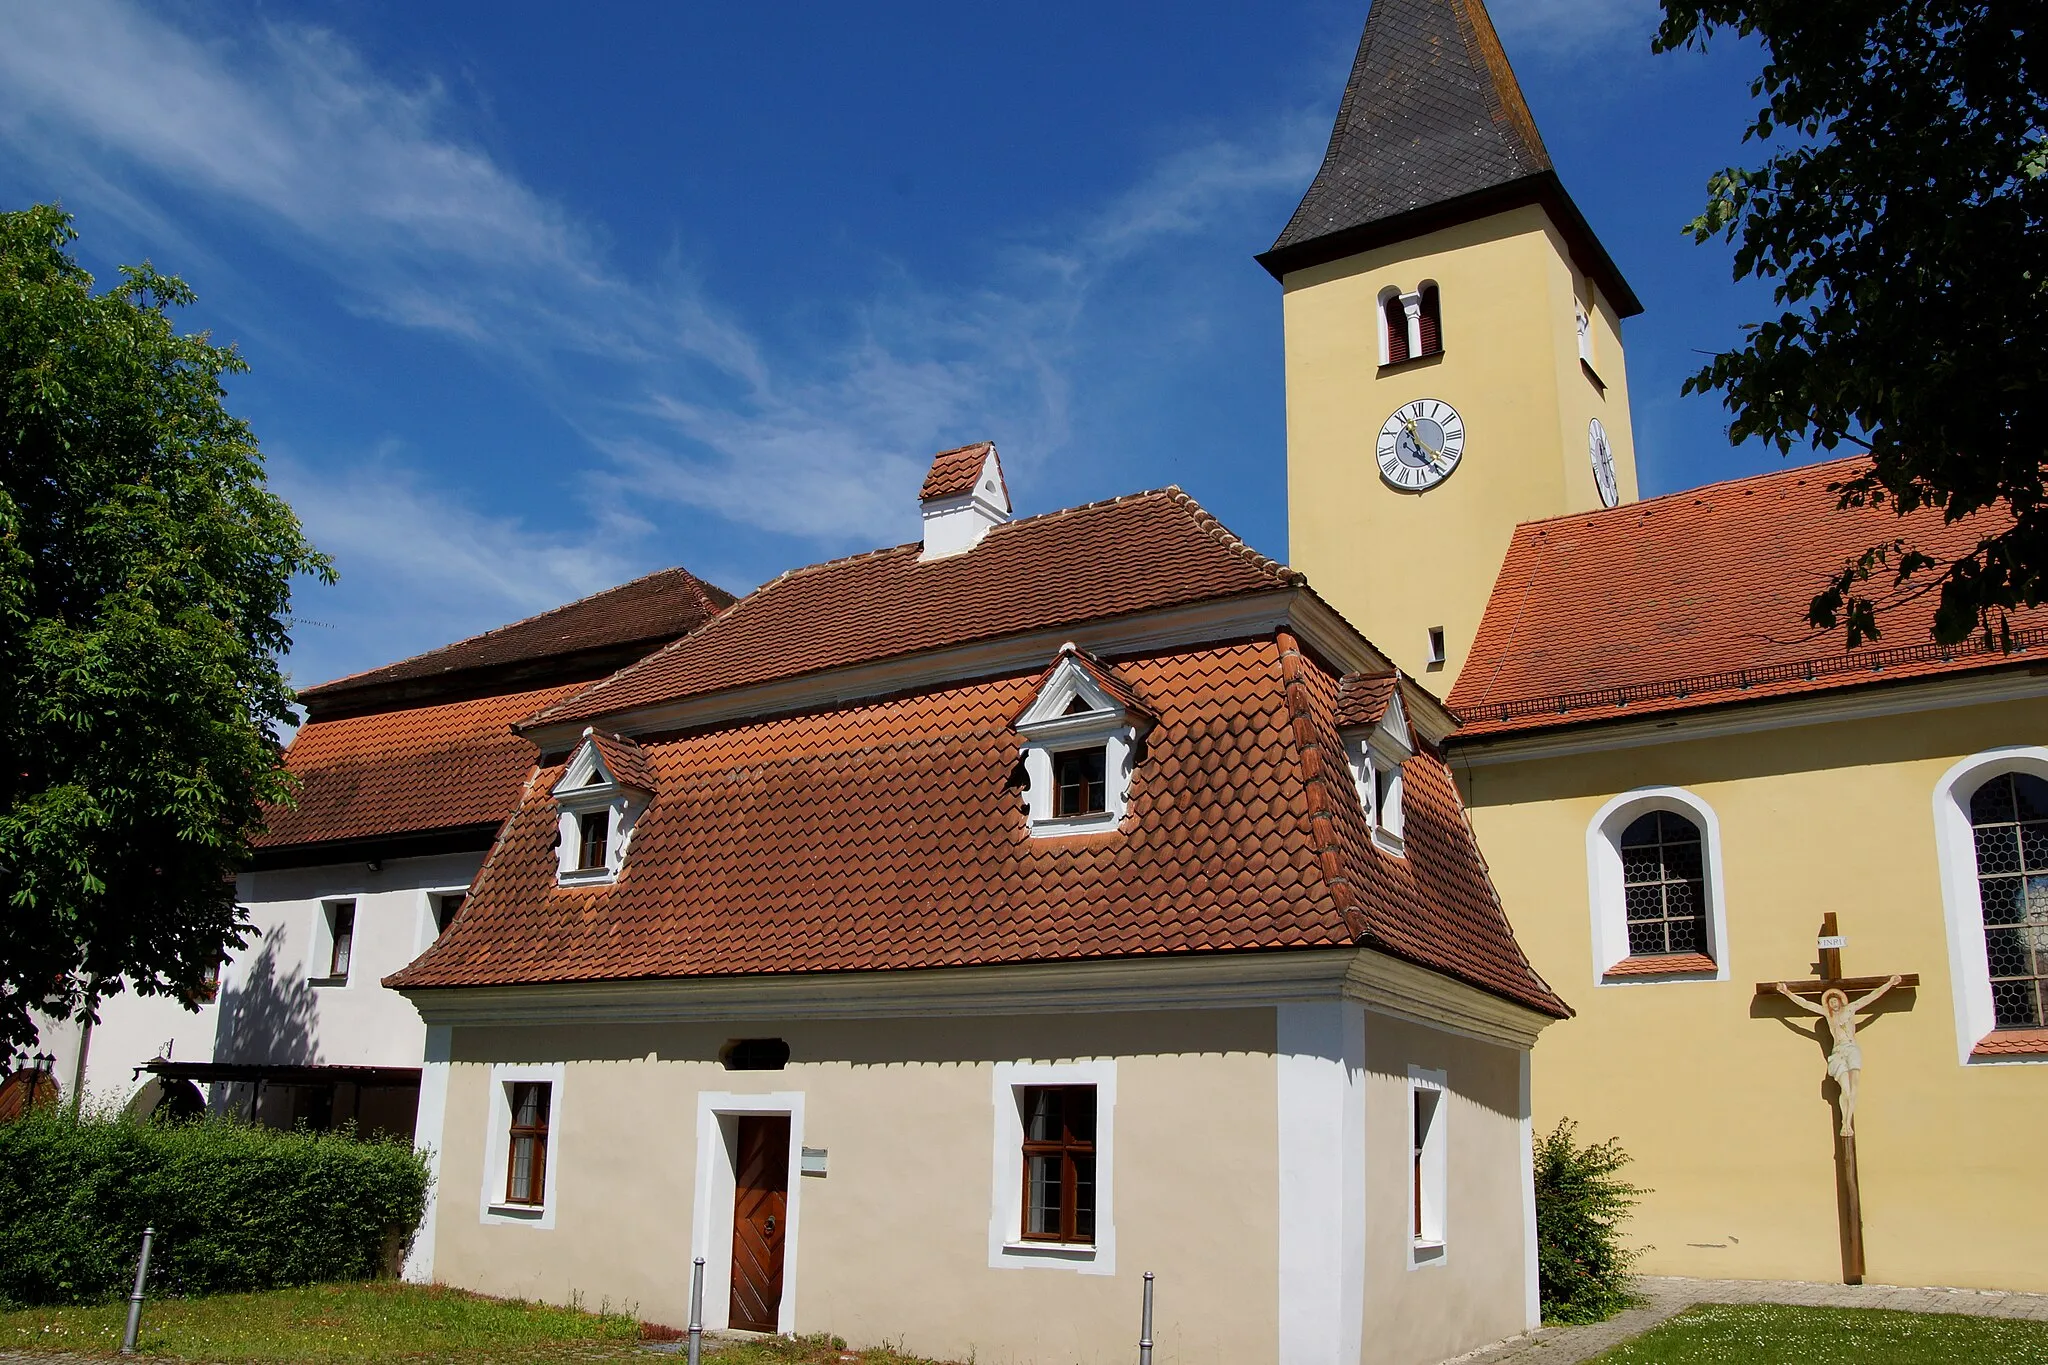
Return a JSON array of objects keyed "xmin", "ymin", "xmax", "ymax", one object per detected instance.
[{"xmin": 1262, "ymin": 0, "xmax": 1642, "ymax": 684}]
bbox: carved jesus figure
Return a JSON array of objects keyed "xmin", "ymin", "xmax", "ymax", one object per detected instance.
[{"xmin": 1776, "ymin": 975, "xmax": 1904, "ymax": 1137}]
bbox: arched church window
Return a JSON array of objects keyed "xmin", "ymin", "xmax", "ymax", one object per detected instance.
[
  {"xmin": 1620, "ymin": 810, "xmax": 1707, "ymax": 956},
  {"xmin": 1415, "ymin": 284, "xmax": 1442, "ymax": 358},
  {"xmin": 1968, "ymin": 771, "xmax": 2048, "ymax": 1029},
  {"xmin": 1383, "ymin": 292, "xmax": 1411, "ymax": 366}
]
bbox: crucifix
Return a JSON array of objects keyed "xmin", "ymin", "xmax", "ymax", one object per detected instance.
[{"xmin": 1753, "ymin": 912, "xmax": 1917, "ymax": 1285}]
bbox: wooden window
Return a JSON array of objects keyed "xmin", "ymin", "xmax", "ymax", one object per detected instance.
[
  {"xmin": 327, "ymin": 902, "xmax": 355, "ymax": 980},
  {"xmin": 1970, "ymin": 771, "xmax": 2048, "ymax": 1029},
  {"xmin": 576, "ymin": 810, "xmax": 609, "ymax": 871},
  {"xmin": 1620, "ymin": 811, "xmax": 1707, "ymax": 956},
  {"xmin": 1053, "ymin": 747, "xmax": 1108, "ymax": 818},
  {"xmin": 1020, "ymin": 1085, "xmax": 1096, "ymax": 1243},
  {"xmin": 1383, "ymin": 294, "xmax": 1411, "ymax": 365},
  {"xmin": 434, "ymin": 894, "xmax": 465, "ymax": 936},
  {"xmin": 1412, "ymin": 1083, "xmax": 1445, "ymax": 1248},
  {"xmin": 1416, "ymin": 285, "xmax": 1442, "ymax": 357},
  {"xmin": 504, "ymin": 1081, "xmax": 552, "ymax": 1205}
]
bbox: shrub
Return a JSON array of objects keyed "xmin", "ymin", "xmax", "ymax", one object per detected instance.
[
  {"xmin": 1534, "ymin": 1118, "xmax": 1646, "ymax": 1325},
  {"xmin": 0, "ymin": 1108, "xmax": 428, "ymax": 1307}
]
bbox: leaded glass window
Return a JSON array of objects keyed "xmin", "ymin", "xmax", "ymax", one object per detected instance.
[
  {"xmin": 1969, "ymin": 772, "xmax": 2048, "ymax": 1029},
  {"xmin": 1619, "ymin": 810, "xmax": 1707, "ymax": 957}
]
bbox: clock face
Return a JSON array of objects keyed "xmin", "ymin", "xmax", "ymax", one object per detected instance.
[
  {"xmin": 1589, "ymin": 417, "xmax": 1619, "ymax": 508},
  {"xmin": 1376, "ymin": 399, "xmax": 1464, "ymax": 491}
]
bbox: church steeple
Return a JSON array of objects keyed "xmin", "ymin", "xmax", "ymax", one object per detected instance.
[
  {"xmin": 1268, "ymin": 0, "xmax": 1643, "ymax": 684},
  {"xmin": 1257, "ymin": 0, "xmax": 1636, "ymax": 314}
]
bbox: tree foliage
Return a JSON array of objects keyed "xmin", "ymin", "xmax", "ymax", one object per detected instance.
[
  {"xmin": 0, "ymin": 204, "xmax": 331, "ymax": 1048},
  {"xmin": 1534, "ymin": 1119, "xmax": 1646, "ymax": 1325},
  {"xmin": 1655, "ymin": 1, "xmax": 2048, "ymax": 646}
]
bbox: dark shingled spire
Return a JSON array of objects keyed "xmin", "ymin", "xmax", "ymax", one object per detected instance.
[{"xmin": 1257, "ymin": 0, "xmax": 1640, "ymax": 315}]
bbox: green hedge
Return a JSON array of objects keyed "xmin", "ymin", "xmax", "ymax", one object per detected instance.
[
  {"xmin": 1534, "ymin": 1118, "xmax": 1646, "ymax": 1325},
  {"xmin": 0, "ymin": 1110, "xmax": 429, "ymax": 1307}
]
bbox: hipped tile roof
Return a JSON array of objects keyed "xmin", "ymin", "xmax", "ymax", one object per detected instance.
[
  {"xmin": 1010, "ymin": 646, "xmax": 1156, "ymax": 728},
  {"xmin": 919, "ymin": 441, "xmax": 997, "ymax": 501},
  {"xmin": 1449, "ymin": 458, "xmax": 2048, "ymax": 738},
  {"xmin": 298, "ymin": 567, "xmax": 733, "ymax": 711},
  {"xmin": 255, "ymin": 684, "xmax": 583, "ymax": 849},
  {"xmin": 585, "ymin": 729, "xmax": 658, "ymax": 793},
  {"xmin": 389, "ymin": 638, "xmax": 1565, "ymax": 1017},
  {"xmin": 1267, "ymin": 0, "xmax": 1548, "ymax": 259},
  {"xmin": 534, "ymin": 489, "xmax": 1297, "ymax": 728},
  {"xmin": 1335, "ymin": 671, "xmax": 1401, "ymax": 731}
]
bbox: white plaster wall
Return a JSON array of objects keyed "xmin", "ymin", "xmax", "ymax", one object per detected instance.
[{"xmin": 29, "ymin": 850, "xmax": 481, "ymax": 1108}]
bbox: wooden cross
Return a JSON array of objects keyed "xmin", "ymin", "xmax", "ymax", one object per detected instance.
[{"xmin": 1753, "ymin": 912, "xmax": 1917, "ymax": 1285}]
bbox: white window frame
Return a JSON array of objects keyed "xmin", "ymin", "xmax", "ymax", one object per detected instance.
[
  {"xmin": 552, "ymin": 740, "xmax": 648, "ymax": 886},
  {"xmin": 1343, "ymin": 689, "xmax": 1411, "ymax": 855},
  {"xmin": 1408, "ymin": 1065, "xmax": 1448, "ymax": 1268},
  {"xmin": 479, "ymin": 1062, "xmax": 566, "ymax": 1229},
  {"xmin": 987, "ymin": 1059, "xmax": 1116, "ymax": 1274},
  {"xmin": 1015, "ymin": 654, "xmax": 1147, "ymax": 839},
  {"xmin": 690, "ymin": 1091, "xmax": 806, "ymax": 1333},
  {"xmin": 1932, "ymin": 746, "xmax": 2048, "ymax": 1065},
  {"xmin": 1585, "ymin": 786, "xmax": 1730, "ymax": 984},
  {"xmin": 309, "ymin": 899, "xmax": 357, "ymax": 985}
]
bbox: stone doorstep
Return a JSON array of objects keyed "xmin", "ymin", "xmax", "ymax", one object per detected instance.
[{"xmin": 1445, "ymin": 1275, "xmax": 2048, "ymax": 1365}]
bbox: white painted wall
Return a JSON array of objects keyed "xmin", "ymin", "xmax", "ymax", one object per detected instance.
[{"xmin": 32, "ymin": 850, "xmax": 481, "ymax": 1108}]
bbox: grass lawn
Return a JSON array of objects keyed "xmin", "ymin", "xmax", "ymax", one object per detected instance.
[
  {"xmin": 1591, "ymin": 1302, "xmax": 2048, "ymax": 1364},
  {"xmin": 0, "ymin": 1283, "xmax": 948, "ymax": 1365}
]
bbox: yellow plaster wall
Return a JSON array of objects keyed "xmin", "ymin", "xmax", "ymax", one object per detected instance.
[
  {"xmin": 1454, "ymin": 696, "xmax": 2048, "ymax": 1291},
  {"xmin": 1281, "ymin": 205, "xmax": 1638, "ymax": 685}
]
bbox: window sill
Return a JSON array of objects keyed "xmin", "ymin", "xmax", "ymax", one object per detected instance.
[
  {"xmin": 1002, "ymin": 1240, "xmax": 1097, "ymax": 1261},
  {"xmin": 1410, "ymin": 1240, "xmax": 1446, "ymax": 1268},
  {"xmin": 485, "ymin": 1203, "xmax": 549, "ymax": 1222},
  {"xmin": 1030, "ymin": 812, "xmax": 1120, "ymax": 839},
  {"xmin": 1602, "ymin": 953, "xmax": 1717, "ymax": 981},
  {"xmin": 1971, "ymin": 1028, "xmax": 2048, "ymax": 1061},
  {"xmin": 1581, "ymin": 358, "xmax": 1606, "ymax": 393},
  {"xmin": 1371, "ymin": 827, "xmax": 1406, "ymax": 857},
  {"xmin": 306, "ymin": 975, "xmax": 350, "ymax": 988},
  {"xmin": 556, "ymin": 866, "xmax": 618, "ymax": 887},
  {"xmin": 1378, "ymin": 352, "xmax": 1443, "ymax": 375}
]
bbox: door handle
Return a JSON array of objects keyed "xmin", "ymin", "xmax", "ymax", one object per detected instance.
[{"xmin": 765, "ymin": 1215, "xmax": 777, "ymax": 1236}]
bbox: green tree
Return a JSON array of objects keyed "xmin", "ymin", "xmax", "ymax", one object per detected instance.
[
  {"xmin": 1656, "ymin": 1, "xmax": 2048, "ymax": 646},
  {"xmin": 1534, "ymin": 1119, "xmax": 1646, "ymax": 1325},
  {"xmin": 0, "ymin": 205, "xmax": 331, "ymax": 1049}
]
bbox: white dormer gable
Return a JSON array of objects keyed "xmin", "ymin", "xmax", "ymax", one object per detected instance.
[
  {"xmin": 1340, "ymin": 674, "xmax": 1413, "ymax": 855},
  {"xmin": 1013, "ymin": 646, "xmax": 1151, "ymax": 838},
  {"xmin": 551, "ymin": 729, "xmax": 652, "ymax": 886},
  {"xmin": 919, "ymin": 442, "xmax": 1011, "ymax": 562}
]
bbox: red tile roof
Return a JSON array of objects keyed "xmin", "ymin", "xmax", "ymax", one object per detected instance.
[
  {"xmin": 1335, "ymin": 671, "xmax": 1400, "ymax": 731},
  {"xmin": 1009, "ymin": 645, "xmax": 1156, "ymax": 728},
  {"xmin": 1449, "ymin": 458, "xmax": 2048, "ymax": 738},
  {"xmin": 298, "ymin": 567, "xmax": 734, "ymax": 713},
  {"xmin": 389, "ymin": 636, "xmax": 1565, "ymax": 1018},
  {"xmin": 586, "ymin": 729, "xmax": 658, "ymax": 793},
  {"xmin": 534, "ymin": 489, "xmax": 1299, "ymax": 728},
  {"xmin": 255, "ymin": 684, "xmax": 583, "ymax": 849},
  {"xmin": 919, "ymin": 441, "xmax": 998, "ymax": 500}
]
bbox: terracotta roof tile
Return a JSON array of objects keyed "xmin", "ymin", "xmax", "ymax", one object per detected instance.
[
  {"xmin": 390, "ymin": 638, "xmax": 1565, "ymax": 1017},
  {"xmin": 1449, "ymin": 458, "xmax": 2048, "ymax": 738},
  {"xmin": 1008, "ymin": 646, "xmax": 1156, "ymax": 728},
  {"xmin": 919, "ymin": 441, "xmax": 997, "ymax": 500},
  {"xmin": 585, "ymin": 729, "xmax": 658, "ymax": 792},
  {"xmin": 535, "ymin": 489, "xmax": 1297, "ymax": 727},
  {"xmin": 255, "ymin": 685, "xmax": 583, "ymax": 849},
  {"xmin": 298, "ymin": 567, "xmax": 734, "ymax": 709},
  {"xmin": 1335, "ymin": 671, "xmax": 1400, "ymax": 730}
]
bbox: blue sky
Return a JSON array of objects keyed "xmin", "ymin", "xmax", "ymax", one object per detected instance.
[{"xmin": 0, "ymin": 0, "xmax": 1794, "ymax": 690}]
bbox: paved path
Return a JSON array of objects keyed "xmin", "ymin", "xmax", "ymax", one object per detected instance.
[{"xmin": 1451, "ymin": 1275, "xmax": 2048, "ymax": 1365}]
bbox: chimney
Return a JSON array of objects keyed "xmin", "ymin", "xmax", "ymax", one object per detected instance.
[{"xmin": 918, "ymin": 441, "xmax": 1010, "ymax": 561}]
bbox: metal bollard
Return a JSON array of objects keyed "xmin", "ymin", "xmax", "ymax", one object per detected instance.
[
  {"xmin": 1138, "ymin": 1270, "xmax": 1154, "ymax": 1365},
  {"xmin": 118, "ymin": 1226, "xmax": 154, "ymax": 1355},
  {"xmin": 687, "ymin": 1255, "xmax": 705, "ymax": 1365}
]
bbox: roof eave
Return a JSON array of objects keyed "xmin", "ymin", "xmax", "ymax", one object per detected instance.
[{"xmin": 1255, "ymin": 170, "xmax": 1642, "ymax": 318}]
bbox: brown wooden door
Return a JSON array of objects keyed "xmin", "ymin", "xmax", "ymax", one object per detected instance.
[{"xmin": 728, "ymin": 1115, "xmax": 790, "ymax": 1332}]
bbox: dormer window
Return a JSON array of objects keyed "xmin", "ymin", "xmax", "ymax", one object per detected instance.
[
  {"xmin": 1012, "ymin": 645, "xmax": 1154, "ymax": 838},
  {"xmin": 552, "ymin": 728, "xmax": 655, "ymax": 886},
  {"xmin": 1340, "ymin": 672, "xmax": 1413, "ymax": 855}
]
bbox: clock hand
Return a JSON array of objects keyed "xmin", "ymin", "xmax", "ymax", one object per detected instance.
[{"xmin": 1401, "ymin": 416, "xmax": 1447, "ymax": 461}]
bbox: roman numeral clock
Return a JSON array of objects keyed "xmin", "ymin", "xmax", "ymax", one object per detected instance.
[{"xmin": 1376, "ymin": 399, "xmax": 1464, "ymax": 491}]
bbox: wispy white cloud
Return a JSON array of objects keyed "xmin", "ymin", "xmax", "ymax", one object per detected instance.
[
  {"xmin": 0, "ymin": 0, "xmax": 1312, "ymax": 672},
  {"xmin": 1490, "ymin": 0, "xmax": 1661, "ymax": 59}
]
